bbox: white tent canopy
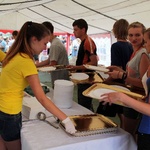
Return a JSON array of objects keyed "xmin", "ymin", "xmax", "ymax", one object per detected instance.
[{"xmin": 0, "ymin": 0, "xmax": 150, "ymax": 34}]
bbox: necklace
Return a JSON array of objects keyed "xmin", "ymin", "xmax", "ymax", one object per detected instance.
[{"xmin": 130, "ymin": 46, "xmax": 143, "ymax": 60}]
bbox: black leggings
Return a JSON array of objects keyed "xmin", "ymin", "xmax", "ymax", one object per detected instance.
[{"xmin": 138, "ymin": 133, "xmax": 150, "ymax": 150}]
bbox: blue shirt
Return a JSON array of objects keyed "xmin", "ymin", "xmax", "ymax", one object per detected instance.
[{"xmin": 138, "ymin": 77, "xmax": 150, "ymax": 134}]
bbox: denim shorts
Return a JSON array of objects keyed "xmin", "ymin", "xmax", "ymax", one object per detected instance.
[{"xmin": 0, "ymin": 111, "xmax": 22, "ymax": 141}]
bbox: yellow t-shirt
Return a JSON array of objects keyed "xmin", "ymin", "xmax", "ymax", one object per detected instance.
[
  {"xmin": 0, "ymin": 53, "xmax": 38, "ymax": 114},
  {"xmin": 0, "ymin": 50, "xmax": 6, "ymax": 62}
]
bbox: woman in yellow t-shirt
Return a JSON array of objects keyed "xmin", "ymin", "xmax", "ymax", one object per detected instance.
[{"xmin": 0, "ymin": 22, "xmax": 76, "ymax": 150}]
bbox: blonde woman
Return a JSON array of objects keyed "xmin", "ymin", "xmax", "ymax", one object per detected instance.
[
  {"xmin": 107, "ymin": 22, "xmax": 150, "ymax": 140},
  {"xmin": 102, "ymin": 28, "xmax": 150, "ymax": 150}
]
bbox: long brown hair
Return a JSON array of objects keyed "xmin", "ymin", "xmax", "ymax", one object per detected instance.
[{"xmin": 2, "ymin": 21, "xmax": 50, "ymax": 67}]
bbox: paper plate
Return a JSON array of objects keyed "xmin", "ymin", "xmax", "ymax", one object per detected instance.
[
  {"xmin": 71, "ymin": 73, "xmax": 89, "ymax": 81},
  {"xmin": 84, "ymin": 65, "xmax": 109, "ymax": 72},
  {"xmin": 92, "ymin": 88, "xmax": 116, "ymax": 99},
  {"xmin": 38, "ymin": 66, "xmax": 56, "ymax": 72},
  {"xmin": 111, "ymin": 85, "xmax": 130, "ymax": 91}
]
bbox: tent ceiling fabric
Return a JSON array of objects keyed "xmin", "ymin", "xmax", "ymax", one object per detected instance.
[{"xmin": 0, "ymin": 0, "xmax": 150, "ymax": 34}]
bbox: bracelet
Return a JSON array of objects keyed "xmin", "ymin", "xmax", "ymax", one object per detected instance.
[{"xmin": 122, "ymin": 72, "xmax": 127, "ymax": 81}]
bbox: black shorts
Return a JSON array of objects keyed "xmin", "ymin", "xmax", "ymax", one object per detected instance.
[
  {"xmin": 96, "ymin": 103, "xmax": 123, "ymax": 117},
  {"xmin": 138, "ymin": 132, "xmax": 150, "ymax": 150},
  {"xmin": 77, "ymin": 84, "xmax": 93, "ymax": 110},
  {"xmin": 0, "ymin": 111, "xmax": 22, "ymax": 141},
  {"xmin": 123, "ymin": 107, "xmax": 141, "ymax": 119}
]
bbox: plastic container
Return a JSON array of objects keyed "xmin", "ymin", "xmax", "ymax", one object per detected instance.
[{"xmin": 53, "ymin": 80, "xmax": 74, "ymax": 108}]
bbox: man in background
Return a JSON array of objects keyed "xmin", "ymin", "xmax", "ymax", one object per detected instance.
[
  {"xmin": 70, "ymin": 19, "xmax": 98, "ymax": 110},
  {"xmin": 36, "ymin": 22, "xmax": 69, "ymax": 67},
  {"xmin": 8, "ymin": 30, "xmax": 18, "ymax": 48}
]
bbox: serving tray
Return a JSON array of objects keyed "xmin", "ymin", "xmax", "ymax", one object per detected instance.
[
  {"xmin": 83, "ymin": 83, "xmax": 144, "ymax": 107},
  {"xmin": 60, "ymin": 114, "xmax": 118, "ymax": 137},
  {"xmin": 70, "ymin": 72, "xmax": 104, "ymax": 84}
]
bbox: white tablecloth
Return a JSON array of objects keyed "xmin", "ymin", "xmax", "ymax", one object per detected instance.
[{"xmin": 21, "ymin": 102, "xmax": 137, "ymax": 150}]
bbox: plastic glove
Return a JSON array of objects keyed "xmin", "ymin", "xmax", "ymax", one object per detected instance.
[{"xmin": 62, "ymin": 117, "xmax": 77, "ymax": 134}]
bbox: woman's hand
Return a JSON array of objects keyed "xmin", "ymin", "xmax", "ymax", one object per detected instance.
[
  {"xmin": 62, "ymin": 117, "xmax": 77, "ymax": 134},
  {"xmin": 66, "ymin": 65, "xmax": 77, "ymax": 71},
  {"xmin": 105, "ymin": 66, "xmax": 125, "ymax": 79},
  {"xmin": 101, "ymin": 92, "xmax": 124, "ymax": 104},
  {"xmin": 106, "ymin": 66, "xmax": 124, "ymax": 72},
  {"xmin": 106, "ymin": 70, "xmax": 123, "ymax": 79}
]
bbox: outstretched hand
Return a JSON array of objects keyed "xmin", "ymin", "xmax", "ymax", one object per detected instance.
[
  {"xmin": 101, "ymin": 92, "xmax": 124, "ymax": 104},
  {"xmin": 105, "ymin": 66, "xmax": 124, "ymax": 79},
  {"xmin": 106, "ymin": 66, "xmax": 124, "ymax": 72}
]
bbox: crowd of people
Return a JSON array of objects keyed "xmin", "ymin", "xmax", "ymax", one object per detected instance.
[
  {"xmin": 0, "ymin": 30, "xmax": 18, "ymax": 53},
  {"xmin": 0, "ymin": 18, "xmax": 150, "ymax": 150}
]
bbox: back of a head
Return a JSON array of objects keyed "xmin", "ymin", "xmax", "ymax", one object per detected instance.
[
  {"xmin": 42, "ymin": 21, "xmax": 54, "ymax": 34},
  {"xmin": 72, "ymin": 19, "xmax": 88, "ymax": 32},
  {"xmin": 12, "ymin": 30, "xmax": 18, "ymax": 37},
  {"xmin": 113, "ymin": 19, "xmax": 129, "ymax": 40}
]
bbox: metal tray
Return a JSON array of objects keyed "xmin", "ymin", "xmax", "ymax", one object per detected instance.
[
  {"xmin": 60, "ymin": 114, "xmax": 118, "ymax": 137},
  {"xmin": 82, "ymin": 83, "xmax": 144, "ymax": 107}
]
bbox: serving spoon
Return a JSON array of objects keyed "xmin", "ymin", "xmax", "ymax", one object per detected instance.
[{"xmin": 37, "ymin": 112, "xmax": 59, "ymax": 129}]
